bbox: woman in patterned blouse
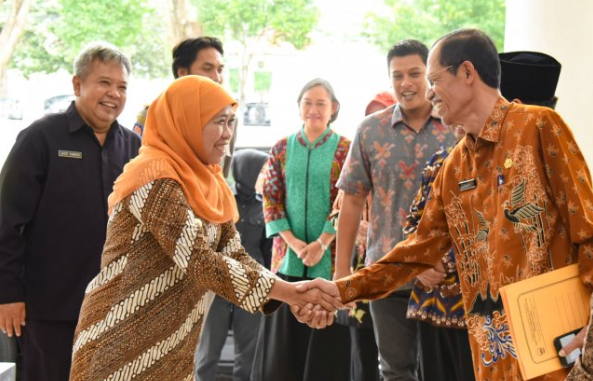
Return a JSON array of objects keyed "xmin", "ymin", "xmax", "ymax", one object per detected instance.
[
  {"xmin": 69, "ymin": 76, "xmax": 341, "ymax": 381},
  {"xmin": 251, "ymin": 78, "xmax": 351, "ymax": 381}
]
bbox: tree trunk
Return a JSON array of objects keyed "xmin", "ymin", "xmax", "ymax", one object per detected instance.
[
  {"xmin": 0, "ymin": 0, "xmax": 33, "ymax": 97},
  {"xmin": 239, "ymin": 53, "xmax": 253, "ymax": 105},
  {"xmin": 168, "ymin": 0, "xmax": 202, "ymax": 47}
]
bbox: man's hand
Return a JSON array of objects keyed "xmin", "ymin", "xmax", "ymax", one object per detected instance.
[
  {"xmin": 416, "ymin": 268, "xmax": 447, "ymax": 289},
  {"xmin": 559, "ymin": 326, "xmax": 587, "ymax": 359},
  {"xmin": 0, "ymin": 302, "xmax": 26, "ymax": 337},
  {"xmin": 291, "ymin": 279, "xmax": 344, "ymax": 312},
  {"xmin": 296, "ymin": 278, "xmax": 341, "ymax": 299},
  {"xmin": 289, "ymin": 278, "xmax": 345, "ymax": 329},
  {"xmin": 333, "ymin": 267, "xmax": 352, "ymax": 280},
  {"xmin": 291, "ymin": 304, "xmax": 334, "ymax": 329},
  {"xmin": 416, "ymin": 260, "xmax": 447, "ymax": 288}
]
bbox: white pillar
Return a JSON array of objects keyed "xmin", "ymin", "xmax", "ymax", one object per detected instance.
[{"xmin": 505, "ymin": 0, "xmax": 593, "ymax": 165}]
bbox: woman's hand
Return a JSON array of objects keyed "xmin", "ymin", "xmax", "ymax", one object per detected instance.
[
  {"xmin": 290, "ymin": 278, "xmax": 345, "ymax": 328},
  {"xmin": 299, "ymin": 241, "xmax": 325, "ymax": 267},
  {"xmin": 288, "ymin": 238, "xmax": 308, "ymax": 257},
  {"xmin": 279, "ymin": 231, "xmax": 307, "ymax": 256},
  {"xmin": 269, "ymin": 278, "xmax": 344, "ymax": 318}
]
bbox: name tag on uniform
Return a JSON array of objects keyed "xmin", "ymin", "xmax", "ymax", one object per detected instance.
[
  {"xmin": 458, "ymin": 178, "xmax": 477, "ymax": 192},
  {"xmin": 58, "ymin": 150, "xmax": 83, "ymax": 159}
]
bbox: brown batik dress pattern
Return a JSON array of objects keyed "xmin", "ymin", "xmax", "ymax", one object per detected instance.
[{"xmin": 70, "ymin": 179, "xmax": 276, "ymax": 381}]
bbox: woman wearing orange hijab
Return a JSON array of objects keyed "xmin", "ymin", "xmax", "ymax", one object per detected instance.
[{"xmin": 69, "ymin": 76, "xmax": 342, "ymax": 381}]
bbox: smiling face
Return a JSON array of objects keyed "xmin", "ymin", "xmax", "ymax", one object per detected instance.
[
  {"xmin": 299, "ymin": 85, "xmax": 337, "ymax": 131},
  {"xmin": 73, "ymin": 59, "xmax": 128, "ymax": 133},
  {"xmin": 389, "ymin": 54, "xmax": 430, "ymax": 113},
  {"xmin": 426, "ymin": 45, "xmax": 471, "ymax": 127},
  {"xmin": 200, "ymin": 105, "xmax": 235, "ymax": 165}
]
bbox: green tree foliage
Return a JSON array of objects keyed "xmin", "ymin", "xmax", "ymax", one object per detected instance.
[
  {"xmin": 10, "ymin": 0, "xmax": 169, "ymax": 78},
  {"xmin": 194, "ymin": 0, "xmax": 320, "ymax": 101},
  {"xmin": 364, "ymin": 0, "xmax": 506, "ymax": 51},
  {"xmin": 196, "ymin": 0, "xmax": 319, "ymax": 48}
]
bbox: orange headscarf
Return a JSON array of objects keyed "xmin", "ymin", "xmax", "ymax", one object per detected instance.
[{"xmin": 108, "ymin": 76, "xmax": 238, "ymax": 223}]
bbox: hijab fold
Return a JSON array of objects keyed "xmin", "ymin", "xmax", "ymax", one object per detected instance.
[{"xmin": 108, "ymin": 76, "xmax": 238, "ymax": 223}]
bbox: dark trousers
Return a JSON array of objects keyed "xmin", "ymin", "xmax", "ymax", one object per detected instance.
[
  {"xmin": 370, "ymin": 291, "xmax": 420, "ymax": 381},
  {"xmin": 418, "ymin": 321, "xmax": 476, "ymax": 381},
  {"xmin": 22, "ymin": 319, "xmax": 77, "ymax": 381},
  {"xmin": 195, "ymin": 296, "xmax": 262, "ymax": 381},
  {"xmin": 350, "ymin": 326, "xmax": 380, "ymax": 381},
  {"xmin": 251, "ymin": 302, "xmax": 350, "ymax": 381}
]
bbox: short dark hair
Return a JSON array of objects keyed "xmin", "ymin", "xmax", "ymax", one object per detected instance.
[
  {"xmin": 171, "ymin": 36, "xmax": 224, "ymax": 79},
  {"xmin": 435, "ymin": 28, "xmax": 500, "ymax": 89},
  {"xmin": 297, "ymin": 78, "xmax": 341, "ymax": 124},
  {"xmin": 386, "ymin": 39, "xmax": 429, "ymax": 69}
]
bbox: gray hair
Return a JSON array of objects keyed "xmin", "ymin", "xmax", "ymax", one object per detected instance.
[
  {"xmin": 73, "ymin": 42, "xmax": 132, "ymax": 78},
  {"xmin": 297, "ymin": 78, "xmax": 341, "ymax": 124}
]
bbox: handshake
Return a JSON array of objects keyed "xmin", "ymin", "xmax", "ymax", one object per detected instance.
[{"xmin": 273, "ymin": 278, "xmax": 347, "ymax": 329}]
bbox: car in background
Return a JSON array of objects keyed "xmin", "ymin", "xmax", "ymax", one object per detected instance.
[
  {"xmin": 243, "ymin": 102, "xmax": 270, "ymax": 126},
  {"xmin": 44, "ymin": 94, "xmax": 75, "ymax": 114},
  {"xmin": 0, "ymin": 97, "xmax": 23, "ymax": 120}
]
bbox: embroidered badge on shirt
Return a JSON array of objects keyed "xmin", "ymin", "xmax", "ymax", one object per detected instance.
[{"xmin": 58, "ymin": 150, "xmax": 83, "ymax": 159}]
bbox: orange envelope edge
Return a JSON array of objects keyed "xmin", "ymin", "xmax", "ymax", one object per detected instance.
[{"xmin": 500, "ymin": 264, "xmax": 591, "ymax": 380}]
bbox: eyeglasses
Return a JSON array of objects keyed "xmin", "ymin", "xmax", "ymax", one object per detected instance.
[{"xmin": 426, "ymin": 65, "xmax": 453, "ymax": 89}]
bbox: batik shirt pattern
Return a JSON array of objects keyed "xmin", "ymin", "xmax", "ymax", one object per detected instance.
[
  {"xmin": 336, "ymin": 99, "xmax": 593, "ymax": 381},
  {"xmin": 337, "ymin": 104, "xmax": 454, "ymax": 277},
  {"xmin": 403, "ymin": 145, "xmax": 466, "ymax": 328}
]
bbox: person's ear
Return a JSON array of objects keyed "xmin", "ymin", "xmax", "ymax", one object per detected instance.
[
  {"xmin": 460, "ymin": 61, "xmax": 476, "ymax": 82},
  {"xmin": 332, "ymin": 102, "xmax": 340, "ymax": 115},
  {"xmin": 72, "ymin": 76, "xmax": 81, "ymax": 96},
  {"xmin": 177, "ymin": 68, "xmax": 188, "ymax": 77}
]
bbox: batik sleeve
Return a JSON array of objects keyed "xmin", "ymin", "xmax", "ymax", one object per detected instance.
[
  {"xmin": 126, "ymin": 179, "xmax": 276, "ymax": 313},
  {"xmin": 335, "ymin": 168, "xmax": 453, "ymax": 302},
  {"xmin": 262, "ymin": 139, "xmax": 291, "ymax": 237},
  {"xmin": 539, "ymin": 110, "xmax": 593, "ymax": 286}
]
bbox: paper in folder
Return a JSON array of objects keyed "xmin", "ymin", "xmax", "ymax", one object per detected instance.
[{"xmin": 500, "ymin": 264, "xmax": 591, "ymax": 379}]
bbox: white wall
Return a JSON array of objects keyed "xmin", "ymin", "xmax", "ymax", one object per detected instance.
[{"xmin": 505, "ymin": 0, "xmax": 593, "ymax": 165}]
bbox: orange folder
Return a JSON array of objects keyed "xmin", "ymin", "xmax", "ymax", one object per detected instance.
[{"xmin": 500, "ymin": 264, "xmax": 591, "ymax": 380}]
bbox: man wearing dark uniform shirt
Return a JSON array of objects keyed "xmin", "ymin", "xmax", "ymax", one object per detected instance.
[{"xmin": 0, "ymin": 42, "xmax": 141, "ymax": 381}]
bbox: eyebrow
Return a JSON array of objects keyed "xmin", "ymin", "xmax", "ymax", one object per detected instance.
[
  {"xmin": 392, "ymin": 67, "xmax": 423, "ymax": 74},
  {"xmin": 98, "ymin": 75, "xmax": 127, "ymax": 85},
  {"xmin": 302, "ymin": 98, "xmax": 328, "ymax": 102},
  {"xmin": 202, "ymin": 61, "xmax": 224, "ymax": 69}
]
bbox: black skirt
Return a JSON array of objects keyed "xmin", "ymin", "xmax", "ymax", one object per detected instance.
[{"xmin": 251, "ymin": 274, "xmax": 351, "ymax": 381}]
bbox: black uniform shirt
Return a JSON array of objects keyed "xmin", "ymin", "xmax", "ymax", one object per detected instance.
[{"xmin": 0, "ymin": 102, "xmax": 141, "ymax": 320}]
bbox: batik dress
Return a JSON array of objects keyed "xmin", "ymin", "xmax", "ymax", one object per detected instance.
[{"xmin": 70, "ymin": 179, "xmax": 277, "ymax": 381}]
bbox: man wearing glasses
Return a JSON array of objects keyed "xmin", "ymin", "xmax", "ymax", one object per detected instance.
[{"xmin": 299, "ymin": 28, "xmax": 592, "ymax": 381}]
